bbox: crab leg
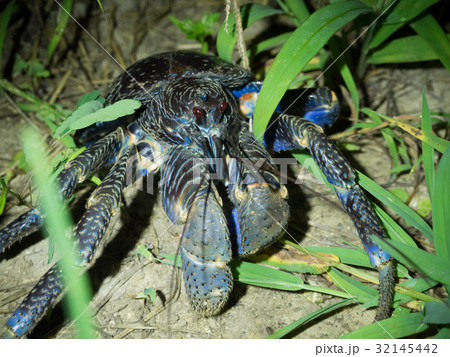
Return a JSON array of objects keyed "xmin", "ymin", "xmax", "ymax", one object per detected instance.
[
  {"xmin": 160, "ymin": 145, "xmax": 233, "ymax": 316},
  {"xmin": 0, "ymin": 128, "xmax": 125, "ymax": 252},
  {"xmin": 264, "ymin": 115, "xmax": 395, "ymax": 320},
  {"xmin": 4, "ymin": 146, "xmax": 133, "ymax": 338}
]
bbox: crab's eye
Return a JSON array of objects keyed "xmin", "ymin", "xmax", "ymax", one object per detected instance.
[
  {"xmin": 192, "ymin": 106, "xmax": 205, "ymax": 119},
  {"xmin": 219, "ymin": 100, "xmax": 227, "ymax": 113}
]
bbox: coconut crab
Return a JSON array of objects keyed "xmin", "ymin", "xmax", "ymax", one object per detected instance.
[{"xmin": 0, "ymin": 51, "xmax": 394, "ymax": 338}]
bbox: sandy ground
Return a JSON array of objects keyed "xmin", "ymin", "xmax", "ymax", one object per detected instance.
[{"xmin": 0, "ymin": 0, "xmax": 448, "ymax": 339}]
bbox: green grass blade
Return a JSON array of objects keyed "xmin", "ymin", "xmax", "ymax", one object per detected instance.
[
  {"xmin": 421, "ymin": 92, "xmax": 435, "ymax": 202},
  {"xmin": 0, "ymin": 178, "xmax": 7, "ymax": 215},
  {"xmin": 48, "ymin": 0, "xmax": 73, "ymax": 59},
  {"xmin": 284, "ymin": 0, "xmax": 310, "ymax": 23},
  {"xmin": 268, "ymin": 299, "xmax": 353, "ymax": 338},
  {"xmin": 370, "ymin": 236, "xmax": 450, "ymax": 286},
  {"xmin": 21, "ymin": 127, "xmax": 94, "ymax": 338},
  {"xmin": 328, "ymin": 268, "xmax": 378, "ymax": 303},
  {"xmin": 423, "ymin": 300, "xmax": 450, "ymax": 325},
  {"xmin": 230, "ymin": 260, "xmax": 303, "ymax": 291},
  {"xmin": 253, "ymin": 1, "xmax": 373, "ymax": 143},
  {"xmin": 410, "ymin": 13, "xmax": 450, "ymax": 72},
  {"xmin": 370, "ymin": 0, "xmax": 439, "ymax": 49},
  {"xmin": 433, "ymin": 146, "xmax": 450, "ymax": 263},
  {"xmin": 369, "ymin": 33, "xmax": 450, "ymax": 64},
  {"xmin": 306, "ymin": 246, "xmax": 371, "ymax": 268},
  {"xmin": 341, "ymin": 312, "xmax": 429, "ymax": 338},
  {"xmin": 216, "ymin": 3, "xmax": 283, "ymax": 62},
  {"xmin": 248, "ymin": 32, "xmax": 292, "ymax": 58},
  {"xmin": 372, "ymin": 203, "xmax": 417, "ymax": 248},
  {"xmin": 357, "ymin": 171, "xmax": 434, "ymax": 241},
  {"xmin": 434, "ymin": 327, "xmax": 450, "ymax": 339},
  {"xmin": 363, "ymin": 108, "xmax": 449, "ymax": 153},
  {"xmin": 329, "ymin": 38, "xmax": 360, "ymax": 119}
]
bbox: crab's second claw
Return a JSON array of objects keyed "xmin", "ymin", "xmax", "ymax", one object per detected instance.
[{"xmin": 232, "ymin": 185, "xmax": 289, "ymax": 257}]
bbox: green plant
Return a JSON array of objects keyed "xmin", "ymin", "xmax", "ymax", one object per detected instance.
[{"xmin": 169, "ymin": 13, "xmax": 221, "ymax": 53}]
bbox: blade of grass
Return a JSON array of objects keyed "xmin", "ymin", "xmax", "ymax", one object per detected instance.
[
  {"xmin": 284, "ymin": 0, "xmax": 310, "ymax": 24},
  {"xmin": 307, "ymin": 246, "xmax": 371, "ymax": 268},
  {"xmin": 421, "ymin": 91, "xmax": 435, "ymax": 202},
  {"xmin": 370, "ymin": 236, "xmax": 450, "ymax": 286},
  {"xmin": 341, "ymin": 312, "xmax": 429, "ymax": 338},
  {"xmin": 369, "ymin": 0, "xmax": 439, "ymax": 49},
  {"xmin": 357, "ymin": 170, "xmax": 434, "ymax": 242},
  {"xmin": 268, "ymin": 299, "xmax": 353, "ymax": 338},
  {"xmin": 432, "ymin": 146, "xmax": 450, "ymax": 264},
  {"xmin": 366, "ymin": 109, "xmax": 449, "ymax": 154},
  {"xmin": 0, "ymin": 178, "xmax": 7, "ymax": 215},
  {"xmin": 21, "ymin": 126, "xmax": 94, "ymax": 338},
  {"xmin": 368, "ymin": 33, "xmax": 450, "ymax": 64},
  {"xmin": 373, "ymin": 203, "xmax": 417, "ymax": 247},
  {"xmin": 48, "ymin": 0, "xmax": 73, "ymax": 59},
  {"xmin": 434, "ymin": 327, "xmax": 450, "ymax": 339},
  {"xmin": 252, "ymin": 1, "xmax": 373, "ymax": 142},
  {"xmin": 230, "ymin": 260, "xmax": 303, "ymax": 291},
  {"xmin": 410, "ymin": 12, "xmax": 450, "ymax": 72},
  {"xmin": 248, "ymin": 32, "xmax": 292, "ymax": 58},
  {"xmin": 329, "ymin": 38, "xmax": 360, "ymax": 119},
  {"xmin": 328, "ymin": 268, "xmax": 378, "ymax": 303}
]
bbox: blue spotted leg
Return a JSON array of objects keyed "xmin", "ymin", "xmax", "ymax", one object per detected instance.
[
  {"xmin": 263, "ymin": 114, "xmax": 395, "ymax": 320},
  {"xmin": 3, "ymin": 136, "xmax": 135, "ymax": 338},
  {"xmin": 0, "ymin": 128, "xmax": 125, "ymax": 253}
]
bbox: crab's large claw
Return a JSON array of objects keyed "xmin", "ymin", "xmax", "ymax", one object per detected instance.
[
  {"xmin": 161, "ymin": 146, "xmax": 233, "ymax": 316},
  {"xmin": 227, "ymin": 122, "xmax": 290, "ymax": 257},
  {"xmin": 264, "ymin": 115, "xmax": 395, "ymax": 320}
]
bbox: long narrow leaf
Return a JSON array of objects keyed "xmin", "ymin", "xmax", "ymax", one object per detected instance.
[
  {"xmin": 21, "ymin": 127, "xmax": 94, "ymax": 338},
  {"xmin": 268, "ymin": 299, "xmax": 353, "ymax": 338},
  {"xmin": 410, "ymin": 13, "xmax": 450, "ymax": 72},
  {"xmin": 369, "ymin": 33, "xmax": 450, "ymax": 64},
  {"xmin": 370, "ymin": 0, "xmax": 439, "ymax": 49},
  {"xmin": 373, "ymin": 203, "xmax": 417, "ymax": 248},
  {"xmin": 341, "ymin": 312, "xmax": 429, "ymax": 338},
  {"xmin": 252, "ymin": 1, "xmax": 373, "ymax": 143},
  {"xmin": 285, "ymin": 0, "xmax": 310, "ymax": 23},
  {"xmin": 328, "ymin": 268, "xmax": 378, "ymax": 303},
  {"xmin": 370, "ymin": 236, "xmax": 450, "ymax": 286},
  {"xmin": 329, "ymin": 38, "xmax": 360, "ymax": 119},
  {"xmin": 421, "ymin": 92, "xmax": 435, "ymax": 202},
  {"xmin": 357, "ymin": 171, "xmax": 434, "ymax": 241},
  {"xmin": 48, "ymin": 0, "xmax": 73, "ymax": 59},
  {"xmin": 231, "ymin": 260, "xmax": 303, "ymax": 291},
  {"xmin": 433, "ymin": 146, "xmax": 450, "ymax": 263}
]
